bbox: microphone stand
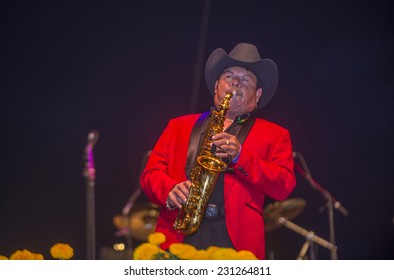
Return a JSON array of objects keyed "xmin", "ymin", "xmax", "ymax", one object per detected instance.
[
  {"xmin": 83, "ymin": 130, "xmax": 98, "ymax": 260},
  {"xmin": 293, "ymin": 152, "xmax": 349, "ymax": 260}
]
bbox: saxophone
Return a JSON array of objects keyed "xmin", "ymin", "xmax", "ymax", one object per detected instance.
[{"xmin": 173, "ymin": 88, "xmax": 236, "ymax": 235}]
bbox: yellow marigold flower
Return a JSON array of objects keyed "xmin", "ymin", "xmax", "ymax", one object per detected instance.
[
  {"xmin": 206, "ymin": 246, "xmax": 220, "ymax": 258},
  {"xmin": 10, "ymin": 249, "xmax": 35, "ymax": 260},
  {"xmin": 0, "ymin": 255, "xmax": 9, "ymax": 260},
  {"xmin": 168, "ymin": 243, "xmax": 188, "ymax": 255},
  {"xmin": 147, "ymin": 232, "xmax": 166, "ymax": 246},
  {"xmin": 50, "ymin": 243, "xmax": 74, "ymax": 260},
  {"xmin": 237, "ymin": 250, "xmax": 258, "ymax": 260},
  {"xmin": 177, "ymin": 248, "xmax": 197, "ymax": 260},
  {"xmin": 189, "ymin": 249, "xmax": 210, "ymax": 260},
  {"xmin": 133, "ymin": 243, "xmax": 161, "ymax": 260},
  {"xmin": 211, "ymin": 248, "xmax": 238, "ymax": 260},
  {"xmin": 168, "ymin": 243, "xmax": 197, "ymax": 260},
  {"xmin": 33, "ymin": 253, "xmax": 44, "ymax": 260}
]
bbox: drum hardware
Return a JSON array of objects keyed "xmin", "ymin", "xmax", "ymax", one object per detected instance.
[
  {"xmin": 113, "ymin": 203, "xmax": 159, "ymax": 241},
  {"xmin": 113, "ymin": 150, "xmax": 152, "ymax": 251},
  {"xmin": 278, "ymin": 217, "xmax": 337, "ymax": 260},
  {"xmin": 293, "ymin": 151, "xmax": 349, "ymax": 260},
  {"xmin": 263, "ymin": 198, "xmax": 306, "ymax": 232}
]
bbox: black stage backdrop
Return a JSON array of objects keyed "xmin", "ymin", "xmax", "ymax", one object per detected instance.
[{"xmin": 1, "ymin": 0, "xmax": 393, "ymax": 260}]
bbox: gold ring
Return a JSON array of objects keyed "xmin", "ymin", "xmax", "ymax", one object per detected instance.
[{"xmin": 226, "ymin": 140, "xmax": 230, "ymax": 145}]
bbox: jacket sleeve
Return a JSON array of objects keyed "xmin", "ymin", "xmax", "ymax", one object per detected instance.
[
  {"xmin": 233, "ymin": 128, "xmax": 296, "ymax": 200},
  {"xmin": 140, "ymin": 119, "xmax": 179, "ymax": 207}
]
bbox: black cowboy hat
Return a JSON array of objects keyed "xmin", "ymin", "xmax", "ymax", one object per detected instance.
[{"xmin": 205, "ymin": 42, "xmax": 278, "ymax": 109}]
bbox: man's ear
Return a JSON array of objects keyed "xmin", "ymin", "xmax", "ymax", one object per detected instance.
[
  {"xmin": 214, "ymin": 80, "xmax": 219, "ymax": 94},
  {"xmin": 256, "ymin": 88, "xmax": 263, "ymax": 103}
]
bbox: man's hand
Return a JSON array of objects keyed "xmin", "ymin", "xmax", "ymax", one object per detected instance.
[
  {"xmin": 166, "ymin": 180, "xmax": 192, "ymax": 209},
  {"xmin": 212, "ymin": 132, "xmax": 241, "ymax": 161}
]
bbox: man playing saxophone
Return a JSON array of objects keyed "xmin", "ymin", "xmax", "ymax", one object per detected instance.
[{"xmin": 140, "ymin": 42, "xmax": 296, "ymax": 259}]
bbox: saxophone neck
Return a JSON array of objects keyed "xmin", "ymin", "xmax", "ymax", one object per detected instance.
[{"xmin": 220, "ymin": 91, "xmax": 234, "ymax": 111}]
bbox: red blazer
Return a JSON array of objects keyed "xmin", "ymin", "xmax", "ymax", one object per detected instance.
[{"xmin": 141, "ymin": 113, "xmax": 296, "ymax": 259}]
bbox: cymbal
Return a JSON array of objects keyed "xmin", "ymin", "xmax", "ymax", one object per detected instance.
[
  {"xmin": 113, "ymin": 203, "xmax": 159, "ymax": 241},
  {"xmin": 263, "ymin": 198, "xmax": 306, "ymax": 232}
]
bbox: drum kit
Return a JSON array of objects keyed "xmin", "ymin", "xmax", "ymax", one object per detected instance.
[
  {"xmin": 113, "ymin": 202, "xmax": 159, "ymax": 242},
  {"xmin": 112, "ymin": 199, "xmax": 303, "ymax": 241},
  {"xmin": 263, "ymin": 198, "xmax": 337, "ymax": 259},
  {"xmin": 112, "ymin": 196, "xmax": 336, "ymax": 259}
]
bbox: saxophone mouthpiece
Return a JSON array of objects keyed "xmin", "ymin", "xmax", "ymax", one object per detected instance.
[{"xmin": 227, "ymin": 87, "xmax": 241, "ymax": 98}]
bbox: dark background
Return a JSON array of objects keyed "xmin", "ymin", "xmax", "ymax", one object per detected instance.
[{"xmin": 1, "ymin": 0, "xmax": 393, "ymax": 260}]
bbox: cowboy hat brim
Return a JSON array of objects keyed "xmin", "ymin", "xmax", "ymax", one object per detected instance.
[{"xmin": 205, "ymin": 47, "xmax": 278, "ymax": 109}]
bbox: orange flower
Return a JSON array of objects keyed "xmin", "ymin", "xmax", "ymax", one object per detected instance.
[
  {"xmin": 10, "ymin": 249, "xmax": 35, "ymax": 260},
  {"xmin": 32, "ymin": 253, "xmax": 44, "ymax": 260},
  {"xmin": 0, "ymin": 255, "xmax": 9, "ymax": 260},
  {"xmin": 189, "ymin": 249, "xmax": 210, "ymax": 260},
  {"xmin": 169, "ymin": 243, "xmax": 197, "ymax": 260},
  {"xmin": 133, "ymin": 243, "xmax": 161, "ymax": 260},
  {"xmin": 50, "ymin": 243, "xmax": 74, "ymax": 260},
  {"xmin": 211, "ymin": 248, "xmax": 239, "ymax": 260},
  {"xmin": 206, "ymin": 246, "xmax": 220, "ymax": 258},
  {"xmin": 237, "ymin": 250, "xmax": 258, "ymax": 260},
  {"xmin": 147, "ymin": 232, "xmax": 166, "ymax": 246}
]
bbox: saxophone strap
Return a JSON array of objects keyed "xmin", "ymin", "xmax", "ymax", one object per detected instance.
[
  {"xmin": 185, "ymin": 112, "xmax": 210, "ymax": 180},
  {"xmin": 185, "ymin": 111, "xmax": 256, "ymax": 178}
]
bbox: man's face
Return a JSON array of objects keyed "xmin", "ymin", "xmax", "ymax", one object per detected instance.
[{"xmin": 213, "ymin": 66, "xmax": 262, "ymax": 117}]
